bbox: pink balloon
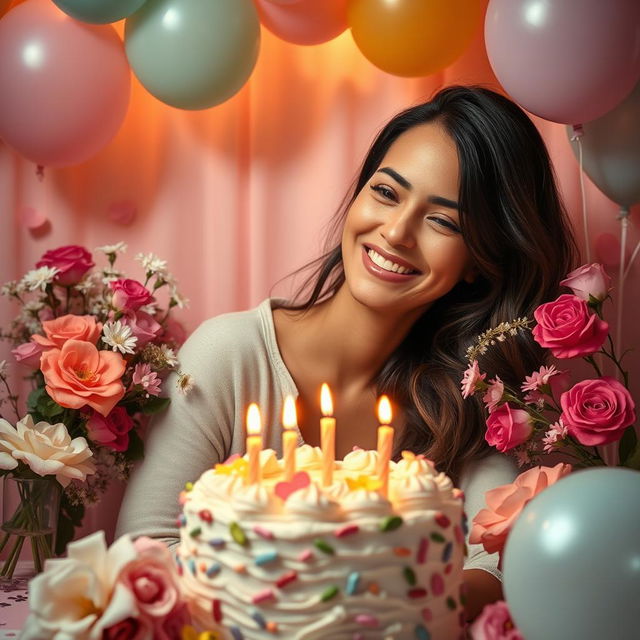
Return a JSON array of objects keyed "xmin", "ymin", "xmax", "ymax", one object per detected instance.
[
  {"xmin": 485, "ymin": 0, "xmax": 640, "ymax": 125},
  {"xmin": 0, "ymin": 0, "xmax": 130, "ymax": 167},
  {"xmin": 255, "ymin": 0, "xmax": 348, "ymax": 45}
]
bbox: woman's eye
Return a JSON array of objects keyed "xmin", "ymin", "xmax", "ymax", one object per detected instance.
[
  {"xmin": 370, "ymin": 184, "xmax": 397, "ymax": 201},
  {"xmin": 427, "ymin": 216, "xmax": 461, "ymax": 233}
]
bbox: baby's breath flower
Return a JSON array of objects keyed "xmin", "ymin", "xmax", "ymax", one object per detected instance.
[
  {"xmin": 138, "ymin": 302, "xmax": 159, "ymax": 316},
  {"xmin": 1, "ymin": 281, "xmax": 23, "ymax": 297},
  {"xmin": 96, "ymin": 242, "xmax": 127, "ymax": 256},
  {"xmin": 170, "ymin": 288, "xmax": 189, "ymax": 309},
  {"xmin": 160, "ymin": 344, "xmax": 179, "ymax": 367},
  {"xmin": 23, "ymin": 300, "xmax": 44, "ymax": 313},
  {"xmin": 176, "ymin": 372, "xmax": 194, "ymax": 395},
  {"xmin": 21, "ymin": 266, "xmax": 59, "ymax": 292},
  {"xmin": 135, "ymin": 252, "xmax": 168, "ymax": 276},
  {"xmin": 102, "ymin": 320, "xmax": 138, "ymax": 355}
]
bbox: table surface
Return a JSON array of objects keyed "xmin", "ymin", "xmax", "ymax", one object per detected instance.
[{"xmin": 0, "ymin": 562, "xmax": 31, "ymax": 638}]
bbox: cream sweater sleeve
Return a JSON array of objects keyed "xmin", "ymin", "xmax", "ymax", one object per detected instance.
[{"xmin": 460, "ymin": 452, "xmax": 519, "ymax": 580}]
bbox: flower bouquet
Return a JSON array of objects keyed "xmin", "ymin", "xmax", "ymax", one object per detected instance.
[{"xmin": 0, "ymin": 243, "xmax": 191, "ymax": 569}]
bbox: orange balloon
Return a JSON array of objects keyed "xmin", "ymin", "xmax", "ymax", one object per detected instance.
[
  {"xmin": 348, "ymin": 0, "xmax": 484, "ymax": 77},
  {"xmin": 0, "ymin": 0, "xmax": 25, "ymax": 18}
]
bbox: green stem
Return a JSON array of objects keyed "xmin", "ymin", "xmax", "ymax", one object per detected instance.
[{"xmin": 584, "ymin": 355, "xmax": 602, "ymax": 378}]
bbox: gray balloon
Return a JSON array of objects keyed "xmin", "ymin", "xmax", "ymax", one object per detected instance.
[
  {"xmin": 125, "ymin": 0, "xmax": 260, "ymax": 110},
  {"xmin": 567, "ymin": 81, "xmax": 640, "ymax": 207},
  {"xmin": 503, "ymin": 467, "xmax": 640, "ymax": 640}
]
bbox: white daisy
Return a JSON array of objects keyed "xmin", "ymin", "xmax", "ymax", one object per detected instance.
[
  {"xmin": 160, "ymin": 344, "xmax": 179, "ymax": 367},
  {"xmin": 176, "ymin": 372, "xmax": 194, "ymax": 395},
  {"xmin": 96, "ymin": 242, "xmax": 127, "ymax": 255},
  {"xmin": 102, "ymin": 321, "xmax": 138, "ymax": 355},
  {"xmin": 21, "ymin": 266, "xmax": 59, "ymax": 292},
  {"xmin": 135, "ymin": 252, "xmax": 168, "ymax": 276}
]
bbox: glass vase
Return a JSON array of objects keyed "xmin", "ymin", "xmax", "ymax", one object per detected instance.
[{"xmin": 0, "ymin": 475, "xmax": 62, "ymax": 580}]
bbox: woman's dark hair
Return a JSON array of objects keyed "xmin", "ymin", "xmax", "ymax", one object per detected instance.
[{"xmin": 280, "ymin": 85, "xmax": 577, "ymax": 483}]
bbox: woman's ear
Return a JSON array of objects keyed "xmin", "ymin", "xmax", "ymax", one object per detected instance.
[{"xmin": 463, "ymin": 265, "xmax": 479, "ymax": 284}]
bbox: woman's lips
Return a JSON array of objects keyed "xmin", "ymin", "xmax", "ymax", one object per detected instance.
[{"xmin": 361, "ymin": 245, "xmax": 420, "ymax": 282}]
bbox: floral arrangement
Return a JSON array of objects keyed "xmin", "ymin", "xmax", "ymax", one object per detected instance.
[
  {"xmin": 461, "ymin": 263, "xmax": 639, "ymax": 637},
  {"xmin": 21, "ymin": 530, "xmax": 199, "ymax": 640},
  {"xmin": 0, "ymin": 243, "xmax": 191, "ymax": 559}
]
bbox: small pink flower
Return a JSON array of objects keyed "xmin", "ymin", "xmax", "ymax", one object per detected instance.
[
  {"xmin": 560, "ymin": 263, "xmax": 611, "ymax": 302},
  {"xmin": 542, "ymin": 419, "xmax": 568, "ymax": 453},
  {"xmin": 560, "ymin": 376, "xmax": 635, "ymax": 446},
  {"xmin": 12, "ymin": 342, "xmax": 45, "ymax": 369},
  {"xmin": 36, "ymin": 245, "xmax": 94, "ymax": 286},
  {"xmin": 483, "ymin": 376, "xmax": 504, "ymax": 413},
  {"xmin": 461, "ymin": 360, "xmax": 486, "ymax": 399},
  {"xmin": 470, "ymin": 600, "xmax": 523, "ymax": 640},
  {"xmin": 132, "ymin": 363, "xmax": 162, "ymax": 396},
  {"xmin": 121, "ymin": 310, "xmax": 162, "ymax": 348},
  {"xmin": 485, "ymin": 404, "xmax": 533, "ymax": 452},
  {"xmin": 532, "ymin": 294, "xmax": 608, "ymax": 359},
  {"xmin": 86, "ymin": 407, "xmax": 134, "ymax": 452},
  {"xmin": 110, "ymin": 279, "xmax": 153, "ymax": 312},
  {"xmin": 521, "ymin": 365, "xmax": 560, "ymax": 392}
]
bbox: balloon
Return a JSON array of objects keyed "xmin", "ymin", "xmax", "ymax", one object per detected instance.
[
  {"xmin": 125, "ymin": 0, "xmax": 260, "ymax": 110},
  {"xmin": 0, "ymin": 0, "xmax": 26, "ymax": 19},
  {"xmin": 503, "ymin": 467, "xmax": 640, "ymax": 640},
  {"xmin": 348, "ymin": 0, "xmax": 483, "ymax": 78},
  {"xmin": 485, "ymin": 0, "xmax": 640, "ymax": 125},
  {"xmin": 566, "ymin": 81, "xmax": 640, "ymax": 208},
  {"xmin": 255, "ymin": 0, "xmax": 348, "ymax": 46},
  {"xmin": 0, "ymin": 0, "xmax": 131, "ymax": 167},
  {"xmin": 52, "ymin": 0, "xmax": 147, "ymax": 24}
]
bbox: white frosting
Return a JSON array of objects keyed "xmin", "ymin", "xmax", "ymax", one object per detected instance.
[
  {"xmin": 294, "ymin": 444, "xmax": 324, "ymax": 470},
  {"xmin": 340, "ymin": 449, "xmax": 379, "ymax": 474},
  {"xmin": 284, "ymin": 483, "xmax": 341, "ymax": 520}
]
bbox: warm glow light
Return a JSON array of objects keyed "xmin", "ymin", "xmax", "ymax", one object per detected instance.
[
  {"xmin": 377, "ymin": 395, "xmax": 392, "ymax": 424},
  {"xmin": 320, "ymin": 383, "xmax": 333, "ymax": 416},
  {"xmin": 283, "ymin": 395, "xmax": 298, "ymax": 429},
  {"xmin": 247, "ymin": 403, "xmax": 262, "ymax": 436}
]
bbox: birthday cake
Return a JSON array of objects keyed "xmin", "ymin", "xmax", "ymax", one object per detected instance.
[{"xmin": 176, "ymin": 445, "xmax": 467, "ymax": 639}]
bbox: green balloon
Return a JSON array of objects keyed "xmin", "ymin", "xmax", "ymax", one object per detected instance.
[
  {"xmin": 53, "ymin": 0, "xmax": 148, "ymax": 24},
  {"xmin": 125, "ymin": 0, "xmax": 260, "ymax": 110}
]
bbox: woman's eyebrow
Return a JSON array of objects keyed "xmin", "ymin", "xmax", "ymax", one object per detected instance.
[{"xmin": 377, "ymin": 167, "xmax": 459, "ymax": 210}]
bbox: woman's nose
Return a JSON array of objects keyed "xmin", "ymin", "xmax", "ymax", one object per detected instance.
[{"xmin": 380, "ymin": 206, "xmax": 416, "ymax": 249}]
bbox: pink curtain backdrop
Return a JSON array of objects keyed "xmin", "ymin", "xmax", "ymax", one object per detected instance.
[{"xmin": 1, "ymin": 23, "xmax": 638, "ymax": 542}]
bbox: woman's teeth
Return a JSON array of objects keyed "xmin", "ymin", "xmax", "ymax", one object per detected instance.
[{"xmin": 367, "ymin": 249, "xmax": 415, "ymax": 274}]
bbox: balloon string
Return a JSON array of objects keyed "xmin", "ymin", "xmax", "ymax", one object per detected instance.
[
  {"xmin": 623, "ymin": 237, "xmax": 639, "ymax": 280},
  {"xmin": 616, "ymin": 207, "xmax": 629, "ymax": 359},
  {"xmin": 571, "ymin": 125, "xmax": 590, "ymax": 263}
]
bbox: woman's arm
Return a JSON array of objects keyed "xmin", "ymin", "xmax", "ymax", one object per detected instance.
[{"xmin": 463, "ymin": 568, "xmax": 504, "ymax": 621}]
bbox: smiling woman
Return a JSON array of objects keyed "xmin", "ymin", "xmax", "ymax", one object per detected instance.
[{"xmin": 116, "ymin": 86, "xmax": 577, "ymax": 622}]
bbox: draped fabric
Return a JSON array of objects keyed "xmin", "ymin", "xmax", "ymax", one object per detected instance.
[{"xmin": 0, "ymin": 26, "xmax": 637, "ymax": 541}]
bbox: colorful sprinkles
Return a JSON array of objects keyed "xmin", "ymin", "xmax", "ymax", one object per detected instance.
[
  {"xmin": 417, "ymin": 537, "xmax": 429, "ymax": 564},
  {"xmin": 229, "ymin": 627, "xmax": 244, "ymax": 640},
  {"xmin": 380, "ymin": 515, "xmax": 403, "ymax": 532},
  {"xmin": 250, "ymin": 609, "xmax": 267, "ymax": 629},
  {"xmin": 415, "ymin": 624, "xmax": 431, "ymax": 640},
  {"xmin": 297, "ymin": 549, "xmax": 314, "ymax": 562},
  {"xmin": 208, "ymin": 538, "xmax": 226, "ymax": 549},
  {"xmin": 255, "ymin": 550, "xmax": 279, "ymax": 566},
  {"xmin": 276, "ymin": 570, "xmax": 298, "ymax": 588},
  {"xmin": 334, "ymin": 523, "xmax": 359, "ymax": 538},
  {"xmin": 403, "ymin": 566, "xmax": 417, "ymax": 586},
  {"xmin": 346, "ymin": 572, "xmax": 361, "ymax": 595},
  {"xmin": 252, "ymin": 588, "xmax": 276, "ymax": 605},
  {"xmin": 313, "ymin": 539, "xmax": 335, "ymax": 555},
  {"xmin": 230, "ymin": 522, "xmax": 248, "ymax": 546},
  {"xmin": 354, "ymin": 614, "xmax": 379, "ymax": 627},
  {"xmin": 321, "ymin": 585, "xmax": 339, "ymax": 602},
  {"xmin": 206, "ymin": 563, "xmax": 221, "ymax": 578},
  {"xmin": 212, "ymin": 598, "xmax": 222, "ymax": 623},
  {"xmin": 430, "ymin": 532, "xmax": 446, "ymax": 544},
  {"xmin": 253, "ymin": 525, "xmax": 274, "ymax": 540}
]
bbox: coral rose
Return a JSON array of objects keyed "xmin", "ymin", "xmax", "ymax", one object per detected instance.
[
  {"xmin": 560, "ymin": 376, "xmax": 636, "ymax": 446},
  {"xmin": 86, "ymin": 407, "xmax": 134, "ymax": 452},
  {"xmin": 560, "ymin": 263, "xmax": 611, "ymax": 302},
  {"xmin": 532, "ymin": 294, "xmax": 608, "ymax": 358},
  {"xmin": 110, "ymin": 279, "xmax": 153, "ymax": 312},
  {"xmin": 485, "ymin": 403, "xmax": 533, "ymax": 452},
  {"xmin": 12, "ymin": 342, "xmax": 45, "ymax": 369},
  {"xmin": 36, "ymin": 245, "xmax": 94, "ymax": 286},
  {"xmin": 470, "ymin": 601, "xmax": 523, "ymax": 640},
  {"xmin": 40, "ymin": 339, "xmax": 126, "ymax": 417},
  {"xmin": 470, "ymin": 463, "xmax": 572, "ymax": 556},
  {"xmin": 32, "ymin": 314, "xmax": 102, "ymax": 349}
]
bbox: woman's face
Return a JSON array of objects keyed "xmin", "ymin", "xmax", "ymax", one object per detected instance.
[{"xmin": 341, "ymin": 121, "xmax": 475, "ymax": 319}]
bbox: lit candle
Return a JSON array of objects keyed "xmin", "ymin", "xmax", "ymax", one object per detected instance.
[
  {"xmin": 282, "ymin": 395, "xmax": 298, "ymax": 481},
  {"xmin": 320, "ymin": 383, "xmax": 335, "ymax": 487},
  {"xmin": 376, "ymin": 395, "xmax": 394, "ymax": 498},
  {"xmin": 246, "ymin": 403, "xmax": 263, "ymax": 485}
]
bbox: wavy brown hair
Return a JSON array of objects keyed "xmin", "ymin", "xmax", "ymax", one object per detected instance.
[{"xmin": 279, "ymin": 86, "xmax": 577, "ymax": 483}]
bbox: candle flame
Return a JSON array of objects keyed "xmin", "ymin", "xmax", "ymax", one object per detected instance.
[
  {"xmin": 283, "ymin": 395, "xmax": 298, "ymax": 429},
  {"xmin": 377, "ymin": 395, "xmax": 392, "ymax": 424},
  {"xmin": 320, "ymin": 383, "xmax": 333, "ymax": 416},
  {"xmin": 246, "ymin": 403, "xmax": 262, "ymax": 436}
]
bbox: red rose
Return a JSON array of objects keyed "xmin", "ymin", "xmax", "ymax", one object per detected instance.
[
  {"xmin": 532, "ymin": 294, "xmax": 608, "ymax": 358},
  {"xmin": 485, "ymin": 403, "xmax": 533, "ymax": 452},
  {"xmin": 110, "ymin": 279, "xmax": 153, "ymax": 312},
  {"xmin": 560, "ymin": 377, "xmax": 636, "ymax": 446},
  {"xmin": 86, "ymin": 406, "xmax": 133, "ymax": 451},
  {"xmin": 36, "ymin": 245, "xmax": 94, "ymax": 286}
]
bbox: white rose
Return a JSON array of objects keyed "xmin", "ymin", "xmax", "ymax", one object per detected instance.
[{"xmin": 0, "ymin": 415, "xmax": 95, "ymax": 486}]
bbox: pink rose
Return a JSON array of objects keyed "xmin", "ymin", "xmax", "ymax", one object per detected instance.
[
  {"xmin": 485, "ymin": 404, "xmax": 533, "ymax": 452},
  {"xmin": 102, "ymin": 616, "xmax": 150, "ymax": 640},
  {"xmin": 483, "ymin": 376, "xmax": 504, "ymax": 413},
  {"xmin": 36, "ymin": 245, "xmax": 94, "ymax": 286},
  {"xmin": 110, "ymin": 279, "xmax": 153, "ymax": 312},
  {"xmin": 560, "ymin": 376, "xmax": 636, "ymax": 446},
  {"xmin": 12, "ymin": 342, "xmax": 45, "ymax": 369},
  {"xmin": 161, "ymin": 318, "xmax": 188, "ymax": 348},
  {"xmin": 470, "ymin": 463, "xmax": 572, "ymax": 556},
  {"xmin": 560, "ymin": 263, "xmax": 611, "ymax": 302},
  {"xmin": 118, "ymin": 538, "xmax": 181, "ymax": 621},
  {"xmin": 32, "ymin": 314, "xmax": 102, "ymax": 349},
  {"xmin": 86, "ymin": 407, "xmax": 134, "ymax": 452},
  {"xmin": 121, "ymin": 310, "xmax": 162, "ymax": 347},
  {"xmin": 532, "ymin": 294, "xmax": 608, "ymax": 358},
  {"xmin": 470, "ymin": 601, "xmax": 523, "ymax": 640},
  {"xmin": 40, "ymin": 339, "xmax": 126, "ymax": 417}
]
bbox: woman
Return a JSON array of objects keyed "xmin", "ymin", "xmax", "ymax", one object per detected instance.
[{"xmin": 116, "ymin": 86, "xmax": 576, "ymax": 619}]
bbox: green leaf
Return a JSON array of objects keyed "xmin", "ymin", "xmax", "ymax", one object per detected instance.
[
  {"xmin": 620, "ymin": 426, "xmax": 640, "ymax": 470},
  {"xmin": 55, "ymin": 496, "xmax": 85, "ymax": 555},
  {"xmin": 125, "ymin": 429, "xmax": 145, "ymax": 461},
  {"xmin": 27, "ymin": 387, "xmax": 47, "ymax": 414},
  {"xmin": 37, "ymin": 394, "xmax": 65, "ymax": 420},
  {"xmin": 140, "ymin": 396, "xmax": 171, "ymax": 415}
]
